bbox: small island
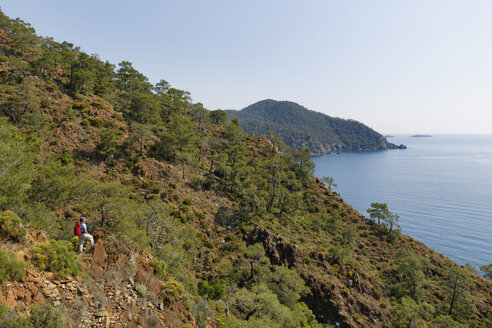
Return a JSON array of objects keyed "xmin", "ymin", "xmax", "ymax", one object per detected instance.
[{"xmin": 412, "ymin": 134, "xmax": 432, "ymax": 137}]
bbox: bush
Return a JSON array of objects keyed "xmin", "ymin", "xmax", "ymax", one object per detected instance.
[
  {"xmin": 72, "ymin": 102, "xmax": 88, "ymax": 110},
  {"xmin": 58, "ymin": 151, "xmax": 74, "ymax": 166},
  {"xmin": 30, "ymin": 304, "xmax": 64, "ymax": 328},
  {"xmin": 0, "ymin": 210, "xmax": 27, "ymax": 241},
  {"xmin": 87, "ymin": 116, "xmax": 104, "ymax": 127},
  {"xmin": 0, "ymin": 304, "xmax": 63, "ymax": 328},
  {"xmin": 203, "ymin": 178, "xmax": 215, "ymax": 190},
  {"xmin": 180, "ymin": 204, "xmax": 190, "ymax": 213},
  {"xmin": 150, "ymin": 259, "xmax": 167, "ymax": 280},
  {"xmin": 191, "ymin": 298, "xmax": 215, "ymax": 328},
  {"xmin": 387, "ymin": 229, "xmax": 400, "ymax": 243},
  {"xmin": 40, "ymin": 98, "xmax": 50, "ymax": 108},
  {"xmin": 198, "ymin": 280, "xmax": 226, "ymax": 300},
  {"xmin": 204, "ymin": 239, "xmax": 215, "ymax": 249},
  {"xmin": 0, "ymin": 249, "xmax": 25, "ymax": 282},
  {"xmin": 161, "ymin": 279, "xmax": 184, "ymax": 303},
  {"xmin": 182, "ymin": 198, "xmax": 192, "ymax": 206},
  {"xmin": 135, "ymin": 283, "xmax": 148, "ymax": 297},
  {"xmin": 197, "ymin": 280, "xmax": 211, "ymax": 297},
  {"xmin": 32, "ymin": 240, "xmax": 82, "ymax": 278},
  {"xmin": 328, "ymin": 247, "xmax": 348, "ymax": 264},
  {"xmin": 90, "ymin": 100, "xmax": 102, "ymax": 108},
  {"xmin": 189, "ymin": 177, "xmax": 202, "ymax": 190},
  {"xmin": 194, "ymin": 211, "xmax": 206, "ymax": 220}
]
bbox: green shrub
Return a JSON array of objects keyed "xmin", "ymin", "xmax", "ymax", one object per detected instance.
[
  {"xmin": 189, "ymin": 177, "xmax": 202, "ymax": 190},
  {"xmin": 0, "ymin": 249, "xmax": 25, "ymax": 282},
  {"xmin": 32, "ymin": 240, "xmax": 82, "ymax": 278},
  {"xmin": 197, "ymin": 280, "xmax": 212, "ymax": 297},
  {"xmin": 194, "ymin": 211, "xmax": 206, "ymax": 220},
  {"xmin": 29, "ymin": 304, "xmax": 64, "ymax": 328},
  {"xmin": 87, "ymin": 116, "xmax": 104, "ymax": 127},
  {"xmin": 45, "ymin": 80, "xmax": 57, "ymax": 92},
  {"xmin": 387, "ymin": 229, "xmax": 400, "ymax": 243},
  {"xmin": 204, "ymin": 239, "xmax": 214, "ymax": 249},
  {"xmin": 90, "ymin": 100, "xmax": 102, "ymax": 108},
  {"xmin": 182, "ymin": 198, "xmax": 192, "ymax": 206},
  {"xmin": 150, "ymin": 259, "xmax": 167, "ymax": 280},
  {"xmin": 96, "ymin": 128, "xmax": 120, "ymax": 158},
  {"xmin": 161, "ymin": 279, "xmax": 184, "ymax": 303},
  {"xmin": 40, "ymin": 98, "xmax": 50, "ymax": 108},
  {"xmin": 180, "ymin": 213, "xmax": 194, "ymax": 224},
  {"xmin": 0, "ymin": 210, "xmax": 27, "ymax": 241},
  {"xmin": 144, "ymin": 314, "xmax": 160, "ymax": 328},
  {"xmin": 58, "ymin": 151, "xmax": 74, "ymax": 166},
  {"xmin": 135, "ymin": 283, "xmax": 148, "ymax": 297},
  {"xmin": 72, "ymin": 102, "xmax": 88, "ymax": 110},
  {"xmin": 197, "ymin": 279, "xmax": 226, "ymax": 300},
  {"xmin": 0, "ymin": 304, "xmax": 63, "ymax": 328},
  {"xmin": 143, "ymin": 180, "xmax": 155, "ymax": 189},
  {"xmin": 328, "ymin": 247, "xmax": 347, "ymax": 264},
  {"xmin": 0, "ymin": 303, "xmax": 7, "ymax": 316},
  {"xmin": 191, "ymin": 298, "xmax": 216, "ymax": 328},
  {"xmin": 203, "ymin": 178, "xmax": 215, "ymax": 190}
]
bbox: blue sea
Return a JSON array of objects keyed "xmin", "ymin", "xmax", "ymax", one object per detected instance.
[{"xmin": 312, "ymin": 135, "xmax": 492, "ymax": 270}]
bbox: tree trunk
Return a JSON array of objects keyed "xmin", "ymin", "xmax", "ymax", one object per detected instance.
[
  {"xmin": 100, "ymin": 208, "xmax": 105, "ymax": 228},
  {"xmin": 267, "ymin": 181, "xmax": 277, "ymax": 211},
  {"xmin": 448, "ymin": 277, "xmax": 459, "ymax": 315},
  {"xmin": 208, "ymin": 158, "xmax": 214, "ymax": 176}
]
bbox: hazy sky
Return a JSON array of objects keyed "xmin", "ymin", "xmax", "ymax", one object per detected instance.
[{"xmin": 2, "ymin": 1, "xmax": 492, "ymax": 134}]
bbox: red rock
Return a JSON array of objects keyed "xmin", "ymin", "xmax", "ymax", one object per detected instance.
[
  {"xmin": 5, "ymin": 290, "xmax": 17, "ymax": 307},
  {"xmin": 93, "ymin": 239, "xmax": 107, "ymax": 267},
  {"xmin": 45, "ymin": 272, "xmax": 55, "ymax": 279},
  {"xmin": 24, "ymin": 290, "xmax": 32, "ymax": 305},
  {"xmin": 32, "ymin": 291, "xmax": 44, "ymax": 304},
  {"xmin": 16, "ymin": 289, "xmax": 25, "ymax": 299},
  {"xmin": 26, "ymin": 283, "xmax": 39, "ymax": 295},
  {"xmin": 24, "ymin": 269, "xmax": 41, "ymax": 284}
]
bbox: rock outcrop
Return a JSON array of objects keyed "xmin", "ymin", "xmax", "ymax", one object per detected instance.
[{"xmin": 0, "ymin": 228, "xmax": 197, "ymax": 328}]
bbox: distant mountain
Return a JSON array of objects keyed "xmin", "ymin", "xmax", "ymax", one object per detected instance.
[{"xmin": 226, "ymin": 99, "xmax": 406, "ymax": 154}]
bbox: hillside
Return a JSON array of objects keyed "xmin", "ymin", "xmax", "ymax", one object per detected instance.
[
  {"xmin": 226, "ymin": 100, "xmax": 406, "ymax": 154},
  {"xmin": 0, "ymin": 10, "xmax": 491, "ymax": 328}
]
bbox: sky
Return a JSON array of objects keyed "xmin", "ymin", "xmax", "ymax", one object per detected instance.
[{"xmin": 2, "ymin": 0, "xmax": 492, "ymax": 134}]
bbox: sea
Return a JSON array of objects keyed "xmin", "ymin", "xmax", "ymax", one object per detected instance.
[{"xmin": 311, "ymin": 135, "xmax": 492, "ymax": 271}]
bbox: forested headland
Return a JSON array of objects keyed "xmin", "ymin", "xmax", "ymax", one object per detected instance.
[{"xmin": 226, "ymin": 99, "xmax": 406, "ymax": 155}]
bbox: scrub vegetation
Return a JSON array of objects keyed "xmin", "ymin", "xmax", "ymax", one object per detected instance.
[{"xmin": 0, "ymin": 9, "xmax": 490, "ymax": 327}]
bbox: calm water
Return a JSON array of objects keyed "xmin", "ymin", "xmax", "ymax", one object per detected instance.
[{"xmin": 312, "ymin": 135, "xmax": 492, "ymax": 269}]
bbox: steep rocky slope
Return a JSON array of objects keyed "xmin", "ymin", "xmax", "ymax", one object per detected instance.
[
  {"xmin": 0, "ymin": 227, "xmax": 197, "ymax": 328},
  {"xmin": 0, "ymin": 10, "xmax": 491, "ymax": 328}
]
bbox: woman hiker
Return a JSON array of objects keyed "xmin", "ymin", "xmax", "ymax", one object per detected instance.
[{"xmin": 75, "ymin": 217, "xmax": 95, "ymax": 254}]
